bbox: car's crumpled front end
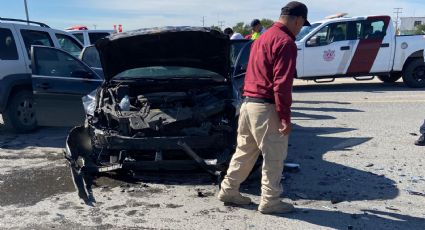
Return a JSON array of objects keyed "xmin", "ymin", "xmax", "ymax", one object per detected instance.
[
  {"xmin": 70, "ymin": 79, "xmax": 236, "ymax": 171},
  {"xmin": 65, "ymin": 27, "xmax": 238, "ymax": 197}
]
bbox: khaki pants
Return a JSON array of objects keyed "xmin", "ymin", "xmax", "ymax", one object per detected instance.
[{"xmin": 221, "ymin": 102, "xmax": 289, "ymax": 205}]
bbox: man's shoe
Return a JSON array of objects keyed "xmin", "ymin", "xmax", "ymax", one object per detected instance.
[
  {"xmin": 217, "ymin": 189, "xmax": 252, "ymax": 205},
  {"xmin": 258, "ymin": 201, "xmax": 295, "ymax": 214},
  {"xmin": 415, "ymin": 135, "xmax": 425, "ymax": 146}
]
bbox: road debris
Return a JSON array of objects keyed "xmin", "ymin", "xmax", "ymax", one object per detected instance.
[
  {"xmin": 406, "ymin": 189, "xmax": 425, "ymax": 197},
  {"xmin": 284, "ymin": 163, "xmax": 300, "ymax": 173},
  {"xmin": 385, "ymin": 206, "xmax": 400, "ymax": 211}
]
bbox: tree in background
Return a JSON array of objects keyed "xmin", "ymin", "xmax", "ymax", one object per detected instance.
[
  {"xmin": 232, "ymin": 22, "xmax": 251, "ymax": 35},
  {"xmin": 415, "ymin": 24, "xmax": 425, "ymax": 34},
  {"xmin": 260, "ymin": 19, "xmax": 274, "ymax": 29},
  {"xmin": 232, "ymin": 18, "xmax": 274, "ymax": 36}
]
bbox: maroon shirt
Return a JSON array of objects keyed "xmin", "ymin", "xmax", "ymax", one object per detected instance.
[{"xmin": 243, "ymin": 22, "xmax": 297, "ymax": 125}]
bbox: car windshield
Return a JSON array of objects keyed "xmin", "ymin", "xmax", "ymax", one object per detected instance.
[
  {"xmin": 114, "ymin": 66, "xmax": 226, "ymax": 81},
  {"xmin": 296, "ymin": 23, "xmax": 321, "ymax": 41}
]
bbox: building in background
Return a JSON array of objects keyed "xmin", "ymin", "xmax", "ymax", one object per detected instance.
[{"xmin": 400, "ymin": 17, "xmax": 425, "ymax": 35}]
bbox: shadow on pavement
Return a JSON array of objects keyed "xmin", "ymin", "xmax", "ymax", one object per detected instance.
[
  {"xmin": 241, "ymin": 99, "xmax": 398, "ymax": 203},
  {"xmin": 283, "ymin": 208, "xmax": 425, "ymax": 230}
]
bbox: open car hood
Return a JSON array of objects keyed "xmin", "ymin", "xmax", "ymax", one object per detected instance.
[{"xmin": 96, "ymin": 27, "xmax": 230, "ymax": 81}]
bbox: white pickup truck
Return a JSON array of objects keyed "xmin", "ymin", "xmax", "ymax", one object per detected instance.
[{"xmin": 293, "ymin": 15, "xmax": 425, "ymax": 88}]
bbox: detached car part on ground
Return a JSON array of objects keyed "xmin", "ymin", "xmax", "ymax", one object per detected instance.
[{"xmin": 64, "ymin": 27, "xmax": 243, "ymax": 201}]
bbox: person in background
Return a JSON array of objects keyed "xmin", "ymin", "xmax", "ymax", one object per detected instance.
[
  {"xmin": 223, "ymin": 27, "xmax": 244, "ymax": 40},
  {"xmin": 247, "ymin": 19, "xmax": 266, "ymax": 40}
]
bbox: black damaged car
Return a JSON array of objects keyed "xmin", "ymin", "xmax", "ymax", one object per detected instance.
[{"xmin": 61, "ymin": 27, "xmax": 253, "ymax": 195}]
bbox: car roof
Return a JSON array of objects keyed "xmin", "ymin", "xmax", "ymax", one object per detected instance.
[
  {"xmin": 67, "ymin": 30, "xmax": 114, "ymax": 33},
  {"xmin": 314, "ymin": 15, "xmax": 389, "ymax": 24}
]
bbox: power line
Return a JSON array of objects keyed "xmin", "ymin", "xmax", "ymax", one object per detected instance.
[{"xmin": 394, "ymin": 7, "xmax": 403, "ymax": 33}]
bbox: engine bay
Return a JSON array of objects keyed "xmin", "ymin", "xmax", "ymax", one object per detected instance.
[{"xmin": 89, "ymin": 83, "xmax": 237, "ymax": 138}]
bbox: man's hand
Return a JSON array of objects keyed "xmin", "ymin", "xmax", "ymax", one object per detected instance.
[{"xmin": 279, "ymin": 121, "xmax": 292, "ymax": 136}]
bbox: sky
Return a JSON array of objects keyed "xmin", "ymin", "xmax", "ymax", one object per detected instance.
[{"xmin": 1, "ymin": 0, "xmax": 425, "ymax": 31}]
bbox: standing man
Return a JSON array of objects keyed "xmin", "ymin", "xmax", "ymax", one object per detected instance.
[
  {"xmin": 218, "ymin": 1, "xmax": 310, "ymax": 214},
  {"xmin": 246, "ymin": 19, "xmax": 264, "ymax": 40}
]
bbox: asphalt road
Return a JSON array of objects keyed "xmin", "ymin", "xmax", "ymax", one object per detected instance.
[{"xmin": 0, "ymin": 78, "xmax": 425, "ymax": 229}]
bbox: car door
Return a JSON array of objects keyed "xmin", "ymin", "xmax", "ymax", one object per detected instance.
[
  {"xmin": 80, "ymin": 45, "xmax": 104, "ymax": 78},
  {"xmin": 232, "ymin": 41, "xmax": 253, "ymax": 102},
  {"xmin": 346, "ymin": 16, "xmax": 393, "ymax": 74},
  {"xmin": 302, "ymin": 22, "xmax": 355, "ymax": 77},
  {"xmin": 30, "ymin": 46, "xmax": 102, "ymax": 127}
]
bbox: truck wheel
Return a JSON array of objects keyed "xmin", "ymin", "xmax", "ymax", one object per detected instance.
[
  {"xmin": 403, "ymin": 59, "xmax": 425, "ymax": 88},
  {"xmin": 2, "ymin": 90, "xmax": 37, "ymax": 133},
  {"xmin": 377, "ymin": 73, "xmax": 402, "ymax": 83}
]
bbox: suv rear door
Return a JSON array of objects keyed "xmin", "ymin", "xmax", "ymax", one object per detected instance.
[{"xmin": 30, "ymin": 46, "xmax": 102, "ymax": 126}]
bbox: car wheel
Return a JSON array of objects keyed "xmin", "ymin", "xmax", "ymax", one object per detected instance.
[
  {"xmin": 377, "ymin": 73, "xmax": 402, "ymax": 83},
  {"xmin": 403, "ymin": 59, "xmax": 425, "ymax": 88},
  {"xmin": 3, "ymin": 90, "xmax": 37, "ymax": 133}
]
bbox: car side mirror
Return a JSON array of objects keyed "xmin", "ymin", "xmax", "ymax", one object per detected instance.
[
  {"xmin": 71, "ymin": 69, "xmax": 92, "ymax": 79},
  {"xmin": 306, "ymin": 36, "xmax": 318, "ymax": 47}
]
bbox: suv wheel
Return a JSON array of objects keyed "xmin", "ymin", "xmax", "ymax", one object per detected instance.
[
  {"xmin": 3, "ymin": 90, "xmax": 37, "ymax": 133},
  {"xmin": 403, "ymin": 59, "xmax": 425, "ymax": 88}
]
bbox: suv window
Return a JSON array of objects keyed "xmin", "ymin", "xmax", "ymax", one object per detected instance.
[
  {"xmin": 55, "ymin": 33, "xmax": 82, "ymax": 57},
  {"xmin": 0, "ymin": 28, "xmax": 18, "ymax": 60},
  {"xmin": 73, "ymin": 33, "xmax": 84, "ymax": 44},
  {"xmin": 21, "ymin": 29, "xmax": 53, "ymax": 58},
  {"xmin": 88, "ymin": 32, "xmax": 110, "ymax": 45},
  {"xmin": 34, "ymin": 47, "xmax": 93, "ymax": 79}
]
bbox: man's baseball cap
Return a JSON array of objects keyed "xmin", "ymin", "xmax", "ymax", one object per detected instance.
[
  {"xmin": 281, "ymin": 1, "xmax": 311, "ymax": 26},
  {"xmin": 250, "ymin": 19, "xmax": 261, "ymax": 28}
]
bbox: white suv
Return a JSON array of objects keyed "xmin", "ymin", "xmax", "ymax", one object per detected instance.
[
  {"xmin": 0, "ymin": 18, "xmax": 84, "ymax": 132},
  {"xmin": 67, "ymin": 29, "xmax": 114, "ymax": 46}
]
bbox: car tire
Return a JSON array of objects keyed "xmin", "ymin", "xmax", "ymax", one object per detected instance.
[
  {"xmin": 402, "ymin": 59, "xmax": 425, "ymax": 88},
  {"xmin": 377, "ymin": 73, "xmax": 402, "ymax": 83},
  {"xmin": 2, "ymin": 90, "xmax": 37, "ymax": 133}
]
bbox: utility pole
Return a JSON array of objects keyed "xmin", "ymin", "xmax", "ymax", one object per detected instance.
[
  {"xmin": 394, "ymin": 7, "xmax": 403, "ymax": 33},
  {"xmin": 218, "ymin": 20, "xmax": 225, "ymax": 29},
  {"xmin": 24, "ymin": 0, "xmax": 30, "ymax": 24},
  {"xmin": 201, "ymin": 16, "xmax": 205, "ymax": 27}
]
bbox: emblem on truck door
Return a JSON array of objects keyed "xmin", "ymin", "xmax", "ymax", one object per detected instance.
[{"xmin": 323, "ymin": 49, "xmax": 335, "ymax": 62}]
